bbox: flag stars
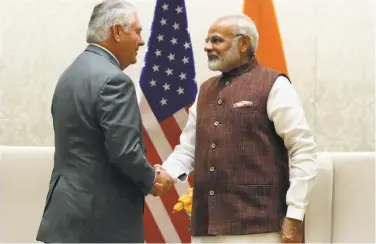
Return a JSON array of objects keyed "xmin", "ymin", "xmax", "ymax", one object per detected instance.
[
  {"xmin": 184, "ymin": 42, "xmax": 191, "ymax": 49},
  {"xmin": 149, "ymin": 79, "xmax": 156, "ymax": 87},
  {"xmin": 167, "ymin": 53, "xmax": 175, "ymax": 61},
  {"xmin": 161, "ymin": 3, "xmax": 168, "ymax": 11},
  {"xmin": 165, "ymin": 68, "xmax": 173, "ymax": 76},
  {"xmin": 143, "ymin": 2, "xmax": 197, "ymax": 113},
  {"xmin": 160, "ymin": 98, "xmax": 167, "ymax": 106},
  {"xmin": 177, "ymin": 87, "xmax": 184, "ymax": 95},
  {"xmin": 163, "ymin": 83, "xmax": 170, "ymax": 91},
  {"xmin": 160, "ymin": 18, "xmax": 167, "ymax": 26},
  {"xmin": 173, "ymin": 22, "xmax": 180, "ymax": 30},
  {"xmin": 157, "ymin": 34, "xmax": 164, "ymax": 42},
  {"xmin": 154, "ymin": 49, "xmax": 162, "ymax": 57},
  {"xmin": 179, "ymin": 72, "xmax": 187, "ymax": 80},
  {"xmin": 182, "ymin": 56, "xmax": 189, "ymax": 64},
  {"xmin": 175, "ymin": 6, "xmax": 183, "ymax": 14},
  {"xmin": 170, "ymin": 37, "xmax": 178, "ymax": 45}
]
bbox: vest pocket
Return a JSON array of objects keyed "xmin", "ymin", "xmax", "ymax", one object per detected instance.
[{"xmin": 231, "ymin": 105, "xmax": 259, "ymax": 114}]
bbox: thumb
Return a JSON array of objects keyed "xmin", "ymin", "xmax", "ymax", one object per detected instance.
[{"xmin": 154, "ymin": 164, "xmax": 162, "ymax": 172}]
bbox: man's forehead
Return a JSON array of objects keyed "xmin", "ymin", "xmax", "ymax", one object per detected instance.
[
  {"xmin": 130, "ymin": 15, "xmax": 142, "ymax": 30},
  {"xmin": 207, "ymin": 21, "xmax": 234, "ymax": 37}
]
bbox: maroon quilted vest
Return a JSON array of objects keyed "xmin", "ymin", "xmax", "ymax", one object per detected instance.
[{"xmin": 191, "ymin": 58, "xmax": 290, "ymax": 236}]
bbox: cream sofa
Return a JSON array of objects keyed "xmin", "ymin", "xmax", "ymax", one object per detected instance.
[
  {"xmin": 305, "ymin": 152, "xmax": 375, "ymax": 243},
  {"xmin": 0, "ymin": 146, "xmax": 374, "ymax": 243}
]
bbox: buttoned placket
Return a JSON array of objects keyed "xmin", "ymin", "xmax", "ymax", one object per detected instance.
[{"xmin": 208, "ymin": 77, "xmax": 232, "ymax": 197}]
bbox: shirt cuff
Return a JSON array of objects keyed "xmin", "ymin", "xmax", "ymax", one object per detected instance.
[
  {"xmin": 161, "ymin": 164, "xmax": 188, "ymax": 183},
  {"xmin": 286, "ymin": 206, "xmax": 305, "ymax": 221}
]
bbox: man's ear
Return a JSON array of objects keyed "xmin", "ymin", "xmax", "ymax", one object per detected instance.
[
  {"xmin": 240, "ymin": 35, "xmax": 251, "ymax": 54},
  {"xmin": 111, "ymin": 24, "xmax": 122, "ymax": 42}
]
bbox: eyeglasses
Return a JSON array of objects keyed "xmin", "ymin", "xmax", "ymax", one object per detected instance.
[{"xmin": 205, "ymin": 34, "xmax": 245, "ymax": 46}]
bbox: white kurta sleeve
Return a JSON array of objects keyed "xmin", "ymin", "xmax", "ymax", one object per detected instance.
[
  {"xmin": 161, "ymin": 96, "xmax": 197, "ymax": 182},
  {"xmin": 267, "ymin": 76, "xmax": 318, "ymax": 221}
]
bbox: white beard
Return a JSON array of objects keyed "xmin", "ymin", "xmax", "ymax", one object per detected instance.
[{"xmin": 207, "ymin": 39, "xmax": 241, "ymax": 71}]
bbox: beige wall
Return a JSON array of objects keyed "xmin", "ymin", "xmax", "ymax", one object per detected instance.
[{"xmin": 0, "ymin": 0, "xmax": 374, "ymax": 151}]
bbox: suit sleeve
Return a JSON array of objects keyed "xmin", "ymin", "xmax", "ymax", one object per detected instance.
[{"xmin": 96, "ymin": 73, "xmax": 155, "ymax": 195}]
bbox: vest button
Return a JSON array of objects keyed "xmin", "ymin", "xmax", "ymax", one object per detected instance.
[
  {"xmin": 217, "ymin": 99, "xmax": 223, "ymax": 105},
  {"xmin": 210, "ymin": 143, "xmax": 216, "ymax": 149},
  {"xmin": 213, "ymin": 121, "xmax": 219, "ymax": 126},
  {"xmin": 209, "ymin": 190, "xmax": 215, "ymax": 196},
  {"xmin": 209, "ymin": 166, "xmax": 215, "ymax": 172},
  {"xmin": 225, "ymin": 81, "xmax": 230, "ymax": 86}
]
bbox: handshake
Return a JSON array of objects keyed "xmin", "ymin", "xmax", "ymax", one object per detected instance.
[{"xmin": 151, "ymin": 164, "xmax": 173, "ymax": 197}]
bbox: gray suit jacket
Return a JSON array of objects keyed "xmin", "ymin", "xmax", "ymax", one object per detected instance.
[{"xmin": 36, "ymin": 45, "xmax": 155, "ymax": 243}]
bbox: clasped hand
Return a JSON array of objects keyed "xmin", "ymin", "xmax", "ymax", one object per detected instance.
[
  {"xmin": 151, "ymin": 164, "xmax": 173, "ymax": 196},
  {"xmin": 280, "ymin": 217, "xmax": 303, "ymax": 243}
]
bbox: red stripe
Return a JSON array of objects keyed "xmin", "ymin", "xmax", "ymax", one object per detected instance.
[
  {"xmin": 187, "ymin": 175, "xmax": 194, "ymax": 187},
  {"xmin": 184, "ymin": 104, "xmax": 192, "ymax": 112},
  {"xmin": 159, "ymin": 117, "xmax": 182, "ymax": 148},
  {"xmin": 144, "ymin": 203, "xmax": 165, "ymax": 243},
  {"xmin": 143, "ymin": 128, "xmax": 191, "ymax": 243}
]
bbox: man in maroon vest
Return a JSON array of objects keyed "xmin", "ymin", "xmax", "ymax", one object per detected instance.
[{"xmin": 160, "ymin": 14, "xmax": 317, "ymax": 243}]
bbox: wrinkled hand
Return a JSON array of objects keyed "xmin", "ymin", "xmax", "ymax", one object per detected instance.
[
  {"xmin": 151, "ymin": 164, "xmax": 173, "ymax": 197},
  {"xmin": 280, "ymin": 217, "xmax": 303, "ymax": 243}
]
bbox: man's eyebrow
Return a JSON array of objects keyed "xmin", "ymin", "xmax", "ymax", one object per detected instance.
[
  {"xmin": 210, "ymin": 33, "xmax": 223, "ymax": 38},
  {"xmin": 206, "ymin": 34, "xmax": 224, "ymax": 39}
]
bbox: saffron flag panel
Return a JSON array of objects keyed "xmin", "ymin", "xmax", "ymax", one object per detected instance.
[{"xmin": 243, "ymin": 0, "xmax": 289, "ymax": 75}]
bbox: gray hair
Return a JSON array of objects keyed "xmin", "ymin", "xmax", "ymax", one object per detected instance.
[
  {"xmin": 86, "ymin": 0, "xmax": 137, "ymax": 43},
  {"xmin": 225, "ymin": 14, "xmax": 259, "ymax": 56}
]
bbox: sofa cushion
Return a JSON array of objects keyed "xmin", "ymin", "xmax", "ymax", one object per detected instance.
[{"xmin": 0, "ymin": 146, "xmax": 54, "ymax": 243}]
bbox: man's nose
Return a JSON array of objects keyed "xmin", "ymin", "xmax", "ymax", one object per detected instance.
[
  {"xmin": 204, "ymin": 42, "xmax": 213, "ymax": 52},
  {"xmin": 139, "ymin": 36, "xmax": 145, "ymax": 46}
]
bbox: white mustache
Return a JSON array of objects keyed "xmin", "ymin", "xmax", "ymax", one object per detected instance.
[{"xmin": 207, "ymin": 52, "xmax": 219, "ymax": 58}]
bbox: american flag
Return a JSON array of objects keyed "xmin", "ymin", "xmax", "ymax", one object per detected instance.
[{"xmin": 136, "ymin": 0, "xmax": 197, "ymax": 242}]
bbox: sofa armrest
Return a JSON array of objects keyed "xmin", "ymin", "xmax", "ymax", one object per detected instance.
[
  {"xmin": 305, "ymin": 152, "xmax": 333, "ymax": 243},
  {"xmin": 330, "ymin": 152, "xmax": 375, "ymax": 243}
]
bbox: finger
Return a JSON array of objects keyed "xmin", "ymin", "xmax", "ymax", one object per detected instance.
[
  {"xmin": 280, "ymin": 234, "xmax": 290, "ymax": 243},
  {"xmin": 152, "ymin": 183, "xmax": 163, "ymax": 196},
  {"xmin": 281, "ymin": 236, "xmax": 299, "ymax": 243},
  {"xmin": 280, "ymin": 235, "xmax": 286, "ymax": 243},
  {"xmin": 154, "ymin": 182, "xmax": 163, "ymax": 188}
]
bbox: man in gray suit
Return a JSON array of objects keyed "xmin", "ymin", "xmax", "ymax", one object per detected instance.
[{"xmin": 36, "ymin": 1, "xmax": 172, "ymax": 242}]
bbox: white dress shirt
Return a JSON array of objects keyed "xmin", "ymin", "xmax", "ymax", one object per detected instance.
[
  {"xmin": 162, "ymin": 75, "xmax": 318, "ymax": 221},
  {"xmin": 89, "ymin": 43, "xmax": 120, "ymax": 66}
]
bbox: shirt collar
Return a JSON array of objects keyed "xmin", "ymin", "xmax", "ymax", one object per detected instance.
[
  {"xmin": 222, "ymin": 56, "xmax": 259, "ymax": 78},
  {"xmin": 89, "ymin": 43, "xmax": 120, "ymax": 66}
]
